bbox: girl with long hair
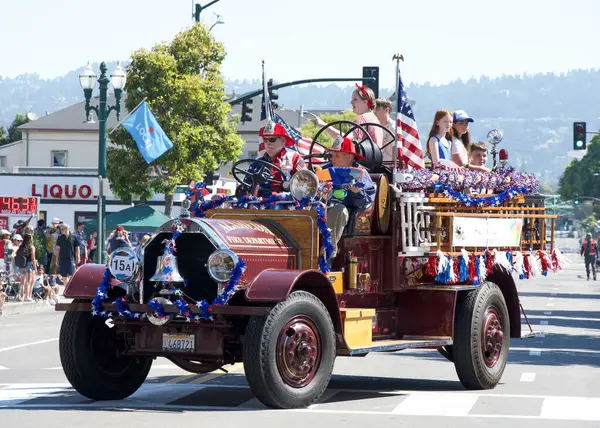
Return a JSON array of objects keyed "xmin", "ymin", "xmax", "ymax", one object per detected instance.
[
  {"xmin": 19, "ymin": 233, "xmax": 37, "ymax": 301},
  {"xmin": 426, "ymin": 109, "xmax": 454, "ymax": 168}
]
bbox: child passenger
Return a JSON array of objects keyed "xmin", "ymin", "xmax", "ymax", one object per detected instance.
[
  {"xmin": 426, "ymin": 109, "xmax": 454, "ymax": 168},
  {"xmin": 469, "ymin": 141, "xmax": 491, "ymax": 172}
]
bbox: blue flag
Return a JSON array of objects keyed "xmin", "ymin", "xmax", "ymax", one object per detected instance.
[{"xmin": 122, "ymin": 101, "xmax": 173, "ymax": 163}]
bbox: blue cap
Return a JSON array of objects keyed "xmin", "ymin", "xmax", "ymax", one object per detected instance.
[{"xmin": 454, "ymin": 110, "xmax": 474, "ymax": 122}]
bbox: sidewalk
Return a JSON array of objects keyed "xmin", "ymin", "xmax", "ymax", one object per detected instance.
[{"xmin": 1, "ymin": 287, "xmax": 71, "ymax": 317}]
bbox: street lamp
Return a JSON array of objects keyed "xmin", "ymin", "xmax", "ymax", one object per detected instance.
[
  {"xmin": 79, "ymin": 61, "xmax": 126, "ymax": 264},
  {"xmin": 209, "ymin": 14, "xmax": 224, "ymax": 31}
]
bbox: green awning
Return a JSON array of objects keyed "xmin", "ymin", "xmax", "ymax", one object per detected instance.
[{"xmin": 83, "ymin": 204, "xmax": 173, "ymax": 234}]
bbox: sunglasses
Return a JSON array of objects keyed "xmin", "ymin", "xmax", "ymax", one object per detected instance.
[{"xmin": 263, "ymin": 137, "xmax": 279, "ymax": 143}]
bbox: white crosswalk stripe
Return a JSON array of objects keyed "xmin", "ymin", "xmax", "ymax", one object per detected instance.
[{"xmin": 0, "ymin": 383, "xmax": 600, "ymax": 421}]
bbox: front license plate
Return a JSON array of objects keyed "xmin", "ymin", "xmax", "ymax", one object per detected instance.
[{"xmin": 162, "ymin": 333, "xmax": 195, "ymax": 353}]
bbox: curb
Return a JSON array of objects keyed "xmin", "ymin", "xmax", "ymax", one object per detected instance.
[{"xmin": 2, "ymin": 297, "xmax": 72, "ymax": 316}]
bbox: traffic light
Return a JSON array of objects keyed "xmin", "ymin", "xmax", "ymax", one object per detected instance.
[
  {"xmin": 241, "ymin": 98, "xmax": 253, "ymax": 123},
  {"xmin": 362, "ymin": 66, "xmax": 379, "ymax": 99},
  {"xmin": 267, "ymin": 79, "xmax": 279, "ymax": 109},
  {"xmin": 573, "ymin": 193, "xmax": 580, "ymax": 206},
  {"xmin": 194, "ymin": 4, "xmax": 201, "ymax": 22},
  {"xmin": 573, "ymin": 122, "xmax": 587, "ymax": 150}
]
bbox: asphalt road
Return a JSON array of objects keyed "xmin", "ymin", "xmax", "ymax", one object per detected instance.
[{"xmin": 0, "ymin": 258, "xmax": 599, "ymax": 427}]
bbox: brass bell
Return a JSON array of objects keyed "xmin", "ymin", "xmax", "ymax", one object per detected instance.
[{"xmin": 150, "ymin": 254, "xmax": 185, "ymax": 283}]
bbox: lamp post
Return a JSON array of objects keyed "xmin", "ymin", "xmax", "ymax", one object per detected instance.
[
  {"xmin": 209, "ymin": 14, "xmax": 224, "ymax": 31},
  {"xmin": 79, "ymin": 61, "xmax": 126, "ymax": 264}
]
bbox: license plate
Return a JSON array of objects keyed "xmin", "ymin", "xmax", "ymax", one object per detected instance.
[{"xmin": 162, "ymin": 333, "xmax": 195, "ymax": 353}]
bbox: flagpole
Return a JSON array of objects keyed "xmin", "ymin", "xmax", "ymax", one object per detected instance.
[
  {"xmin": 108, "ymin": 96, "xmax": 148, "ymax": 136},
  {"xmin": 392, "ymin": 54, "xmax": 404, "ymax": 178},
  {"xmin": 262, "ymin": 60, "xmax": 271, "ymax": 124}
]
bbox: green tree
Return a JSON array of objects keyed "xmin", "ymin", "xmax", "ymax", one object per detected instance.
[
  {"xmin": 0, "ymin": 113, "xmax": 30, "ymax": 146},
  {"xmin": 299, "ymin": 110, "xmax": 357, "ymax": 148},
  {"xmin": 558, "ymin": 134, "xmax": 600, "ymax": 201},
  {"xmin": 580, "ymin": 215, "xmax": 598, "ymax": 235},
  {"xmin": 107, "ymin": 23, "xmax": 244, "ymax": 215}
]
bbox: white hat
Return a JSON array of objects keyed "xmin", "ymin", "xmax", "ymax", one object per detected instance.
[
  {"xmin": 52, "ymin": 217, "xmax": 62, "ymax": 224},
  {"xmin": 453, "ymin": 110, "xmax": 474, "ymax": 123},
  {"xmin": 13, "ymin": 234, "xmax": 23, "ymax": 241},
  {"xmin": 0, "ymin": 229, "xmax": 10, "ymax": 236}
]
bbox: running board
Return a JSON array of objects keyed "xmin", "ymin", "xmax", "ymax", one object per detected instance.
[{"xmin": 339, "ymin": 337, "xmax": 453, "ymax": 356}]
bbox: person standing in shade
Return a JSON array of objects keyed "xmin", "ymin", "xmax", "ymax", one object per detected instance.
[
  {"xmin": 73, "ymin": 222, "xmax": 87, "ymax": 267},
  {"xmin": 54, "ymin": 224, "xmax": 81, "ymax": 285},
  {"xmin": 581, "ymin": 232, "xmax": 598, "ymax": 281}
]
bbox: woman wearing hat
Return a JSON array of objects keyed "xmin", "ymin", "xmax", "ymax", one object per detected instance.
[
  {"xmin": 310, "ymin": 84, "xmax": 384, "ymax": 158},
  {"xmin": 451, "ymin": 110, "xmax": 489, "ymax": 171},
  {"xmin": 321, "ymin": 137, "xmax": 375, "ymax": 262},
  {"xmin": 242, "ymin": 120, "xmax": 307, "ymax": 195}
]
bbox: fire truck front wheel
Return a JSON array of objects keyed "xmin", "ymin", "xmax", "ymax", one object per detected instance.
[
  {"xmin": 59, "ymin": 309, "xmax": 152, "ymax": 400},
  {"xmin": 243, "ymin": 291, "xmax": 336, "ymax": 409},
  {"xmin": 453, "ymin": 282, "xmax": 510, "ymax": 389}
]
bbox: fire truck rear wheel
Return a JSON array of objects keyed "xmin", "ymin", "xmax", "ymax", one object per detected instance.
[
  {"xmin": 59, "ymin": 309, "xmax": 152, "ymax": 400},
  {"xmin": 243, "ymin": 290, "xmax": 336, "ymax": 409},
  {"xmin": 453, "ymin": 282, "xmax": 510, "ymax": 389}
]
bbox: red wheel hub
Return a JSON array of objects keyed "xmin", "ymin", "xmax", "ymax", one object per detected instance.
[
  {"xmin": 276, "ymin": 316, "xmax": 322, "ymax": 388},
  {"xmin": 481, "ymin": 307, "xmax": 504, "ymax": 368}
]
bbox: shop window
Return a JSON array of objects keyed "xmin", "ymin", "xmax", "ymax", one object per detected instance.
[{"xmin": 51, "ymin": 150, "xmax": 68, "ymax": 167}]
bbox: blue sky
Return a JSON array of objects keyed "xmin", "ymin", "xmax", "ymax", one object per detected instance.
[{"xmin": 2, "ymin": 0, "xmax": 599, "ymax": 87}]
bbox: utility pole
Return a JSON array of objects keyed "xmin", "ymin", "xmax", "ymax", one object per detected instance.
[{"xmin": 193, "ymin": 0, "xmax": 221, "ymax": 22}]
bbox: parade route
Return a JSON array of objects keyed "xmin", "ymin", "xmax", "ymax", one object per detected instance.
[{"xmin": 0, "ymin": 260, "xmax": 598, "ymax": 427}]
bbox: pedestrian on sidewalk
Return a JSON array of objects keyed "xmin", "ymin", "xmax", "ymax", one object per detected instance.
[{"xmin": 580, "ymin": 232, "xmax": 598, "ymax": 281}]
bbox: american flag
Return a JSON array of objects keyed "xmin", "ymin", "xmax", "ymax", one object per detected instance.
[
  {"xmin": 396, "ymin": 70, "xmax": 424, "ymax": 169},
  {"xmin": 258, "ymin": 83, "xmax": 324, "ymax": 158}
]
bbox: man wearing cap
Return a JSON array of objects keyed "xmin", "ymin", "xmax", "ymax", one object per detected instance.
[
  {"xmin": 242, "ymin": 120, "xmax": 307, "ymax": 196},
  {"xmin": 322, "ymin": 137, "xmax": 376, "ymax": 261},
  {"xmin": 581, "ymin": 232, "xmax": 598, "ymax": 281}
]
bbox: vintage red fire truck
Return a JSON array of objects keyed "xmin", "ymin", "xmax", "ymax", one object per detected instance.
[{"xmin": 55, "ymin": 122, "xmax": 561, "ymax": 409}]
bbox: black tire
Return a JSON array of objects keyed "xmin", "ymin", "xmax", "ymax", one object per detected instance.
[
  {"xmin": 437, "ymin": 345, "xmax": 454, "ymax": 362},
  {"xmin": 243, "ymin": 291, "xmax": 336, "ymax": 409},
  {"xmin": 453, "ymin": 282, "xmax": 510, "ymax": 390},
  {"xmin": 59, "ymin": 310, "xmax": 152, "ymax": 400}
]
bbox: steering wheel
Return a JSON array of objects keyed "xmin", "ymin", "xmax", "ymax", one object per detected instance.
[
  {"xmin": 358, "ymin": 122, "xmax": 398, "ymax": 172},
  {"xmin": 231, "ymin": 158, "xmax": 287, "ymax": 196},
  {"xmin": 306, "ymin": 121, "xmax": 377, "ymax": 171}
]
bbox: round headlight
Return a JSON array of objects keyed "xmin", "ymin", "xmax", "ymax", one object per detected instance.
[
  {"xmin": 207, "ymin": 249, "xmax": 239, "ymax": 283},
  {"xmin": 109, "ymin": 246, "xmax": 139, "ymax": 282},
  {"xmin": 289, "ymin": 169, "xmax": 319, "ymax": 201}
]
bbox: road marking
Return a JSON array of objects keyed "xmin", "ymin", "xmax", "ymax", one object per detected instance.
[
  {"xmin": 0, "ymin": 338, "xmax": 58, "ymax": 354},
  {"xmin": 188, "ymin": 363, "xmax": 244, "ymax": 384},
  {"xmin": 0, "ymin": 366, "xmax": 8, "ymax": 370},
  {"xmin": 546, "ymin": 303, "xmax": 555, "ymax": 307},
  {"xmin": 540, "ymin": 320, "xmax": 549, "ymax": 325},
  {"xmin": 543, "ymin": 311, "xmax": 552, "ymax": 315},
  {"xmin": 549, "ymin": 297, "xmax": 555, "ymax": 301},
  {"xmin": 165, "ymin": 363, "xmax": 243, "ymax": 384},
  {"xmin": 541, "ymin": 397, "xmax": 600, "ymax": 421},
  {"xmin": 520, "ymin": 373, "xmax": 536, "ymax": 382},
  {"xmin": 529, "ymin": 349, "xmax": 542, "ymax": 356},
  {"xmin": 392, "ymin": 392, "xmax": 478, "ymax": 416}
]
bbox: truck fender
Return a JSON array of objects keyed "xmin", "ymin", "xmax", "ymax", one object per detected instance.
[
  {"xmin": 244, "ymin": 269, "xmax": 344, "ymax": 347},
  {"xmin": 64, "ymin": 263, "xmax": 125, "ymax": 299},
  {"xmin": 487, "ymin": 269, "xmax": 522, "ymax": 339}
]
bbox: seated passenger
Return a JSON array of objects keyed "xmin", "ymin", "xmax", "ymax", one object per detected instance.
[
  {"xmin": 322, "ymin": 137, "xmax": 376, "ymax": 260},
  {"xmin": 244, "ymin": 120, "xmax": 307, "ymax": 195},
  {"xmin": 469, "ymin": 141, "xmax": 491, "ymax": 172},
  {"xmin": 426, "ymin": 109, "xmax": 455, "ymax": 168},
  {"xmin": 451, "ymin": 110, "xmax": 473, "ymax": 168}
]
